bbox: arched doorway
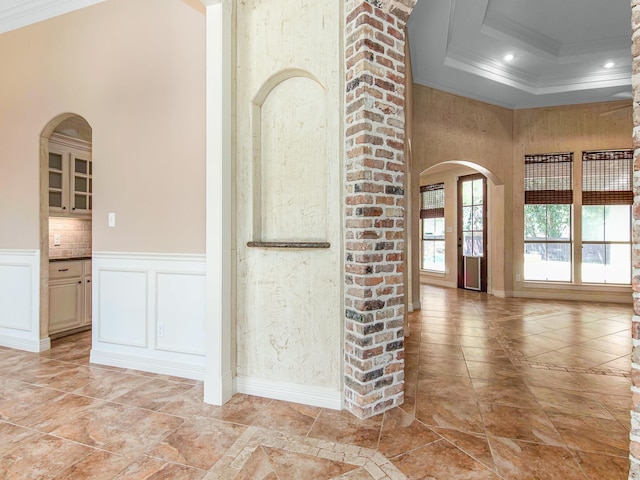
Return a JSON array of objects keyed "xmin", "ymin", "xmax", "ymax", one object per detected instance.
[
  {"xmin": 417, "ymin": 161, "xmax": 505, "ymax": 296},
  {"xmin": 39, "ymin": 113, "xmax": 93, "ymax": 345}
]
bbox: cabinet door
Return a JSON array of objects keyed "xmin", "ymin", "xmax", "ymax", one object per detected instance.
[
  {"xmin": 48, "ymin": 150, "xmax": 69, "ymax": 214},
  {"xmin": 70, "ymin": 154, "xmax": 92, "ymax": 215},
  {"xmin": 49, "ymin": 279, "xmax": 83, "ymax": 334},
  {"xmin": 84, "ymin": 276, "xmax": 92, "ymax": 326}
]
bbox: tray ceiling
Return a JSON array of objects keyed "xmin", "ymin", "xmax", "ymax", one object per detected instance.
[{"xmin": 408, "ymin": 0, "xmax": 633, "ymax": 108}]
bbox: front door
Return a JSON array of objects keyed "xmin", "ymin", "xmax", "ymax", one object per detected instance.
[{"xmin": 458, "ymin": 174, "xmax": 487, "ymax": 292}]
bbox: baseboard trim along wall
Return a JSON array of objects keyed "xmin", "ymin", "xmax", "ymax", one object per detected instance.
[
  {"xmin": 0, "ymin": 249, "xmax": 42, "ymax": 352},
  {"xmin": 90, "ymin": 252, "xmax": 206, "ymax": 380},
  {"xmin": 90, "ymin": 350, "xmax": 205, "ymax": 381},
  {"xmin": 235, "ymin": 376, "xmax": 342, "ymax": 410}
]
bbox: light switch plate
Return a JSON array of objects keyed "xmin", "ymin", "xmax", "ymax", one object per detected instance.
[
  {"xmin": 108, "ymin": 213, "xmax": 116, "ymax": 227},
  {"xmin": 54, "ymin": 234, "xmax": 61, "ymax": 246}
]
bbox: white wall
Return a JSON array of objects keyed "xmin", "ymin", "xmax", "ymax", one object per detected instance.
[{"xmin": 234, "ymin": 0, "xmax": 343, "ymax": 408}]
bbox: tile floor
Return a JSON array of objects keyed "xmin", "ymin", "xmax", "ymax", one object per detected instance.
[{"xmin": 0, "ymin": 285, "xmax": 633, "ymax": 479}]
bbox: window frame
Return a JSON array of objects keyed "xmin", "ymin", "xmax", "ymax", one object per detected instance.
[
  {"xmin": 523, "ymin": 153, "xmax": 574, "ymax": 282},
  {"xmin": 580, "ymin": 149, "xmax": 633, "ymax": 285},
  {"xmin": 420, "ymin": 183, "xmax": 445, "ymax": 273}
]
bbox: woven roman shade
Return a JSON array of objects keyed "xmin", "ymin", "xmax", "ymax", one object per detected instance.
[
  {"xmin": 524, "ymin": 153, "xmax": 573, "ymax": 204},
  {"xmin": 582, "ymin": 149, "xmax": 633, "ymax": 205},
  {"xmin": 420, "ymin": 183, "xmax": 444, "ymax": 219}
]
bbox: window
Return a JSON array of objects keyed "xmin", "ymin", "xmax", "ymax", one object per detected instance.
[
  {"xmin": 461, "ymin": 177, "xmax": 484, "ymax": 257},
  {"xmin": 581, "ymin": 150, "xmax": 632, "ymax": 284},
  {"xmin": 420, "ymin": 183, "xmax": 445, "ymax": 272},
  {"xmin": 524, "ymin": 153, "xmax": 573, "ymax": 281}
]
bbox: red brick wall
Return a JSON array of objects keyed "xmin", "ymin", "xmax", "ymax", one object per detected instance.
[{"xmin": 344, "ymin": 0, "xmax": 416, "ymax": 419}]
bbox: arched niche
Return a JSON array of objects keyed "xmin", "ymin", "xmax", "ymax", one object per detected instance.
[{"xmin": 251, "ymin": 70, "xmax": 329, "ymax": 242}]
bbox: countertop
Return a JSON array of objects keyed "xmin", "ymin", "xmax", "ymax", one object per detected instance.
[{"xmin": 49, "ymin": 256, "xmax": 92, "ymax": 262}]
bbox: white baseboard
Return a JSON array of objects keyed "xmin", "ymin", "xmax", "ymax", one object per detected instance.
[
  {"xmin": 514, "ymin": 288, "xmax": 632, "ymax": 304},
  {"xmin": 492, "ymin": 290, "xmax": 513, "ymax": 298},
  {"xmin": 419, "ymin": 276, "xmax": 456, "ymax": 289},
  {"xmin": 235, "ymin": 375, "xmax": 342, "ymax": 410},
  {"xmin": 90, "ymin": 349, "xmax": 205, "ymax": 381},
  {"xmin": 0, "ymin": 333, "xmax": 49, "ymax": 353}
]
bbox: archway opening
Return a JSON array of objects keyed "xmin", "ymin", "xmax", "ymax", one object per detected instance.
[
  {"xmin": 417, "ymin": 160, "xmax": 505, "ymax": 296},
  {"xmin": 39, "ymin": 113, "xmax": 93, "ymax": 346}
]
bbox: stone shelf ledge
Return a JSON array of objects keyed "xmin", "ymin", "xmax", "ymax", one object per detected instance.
[{"xmin": 247, "ymin": 241, "xmax": 330, "ymax": 249}]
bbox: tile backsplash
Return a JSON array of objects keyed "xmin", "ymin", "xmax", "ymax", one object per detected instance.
[{"xmin": 49, "ymin": 217, "xmax": 92, "ymax": 259}]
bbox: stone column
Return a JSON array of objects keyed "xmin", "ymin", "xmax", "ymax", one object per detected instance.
[{"xmin": 343, "ymin": 0, "xmax": 416, "ymax": 419}]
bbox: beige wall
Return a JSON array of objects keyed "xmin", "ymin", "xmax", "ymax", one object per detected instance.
[
  {"xmin": 412, "ymin": 84, "xmax": 633, "ymax": 301},
  {"xmin": 513, "ymin": 101, "xmax": 632, "ymax": 300},
  {"xmin": 0, "ymin": 0, "xmax": 206, "ymax": 253},
  {"xmin": 412, "ymin": 85, "xmax": 514, "ymax": 183},
  {"xmin": 412, "ymin": 85, "xmax": 513, "ymax": 297}
]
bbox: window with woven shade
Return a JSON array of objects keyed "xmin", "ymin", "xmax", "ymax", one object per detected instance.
[
  {"xmin": 581, "ymin": 149, "xmax": 632, "ymax": 284},
  {"xmin": 420, "ymin": 183, "xmax": 445, "ymax": 272},
  {"xmin": 523, "ymin": 153, "xmax": 573, "ymax": 282},
  {"xmin": 524, "ymin": 153, "xmax": 573, "ymax": 204},
  {"xmin": 420, "ymin": 183, "xmax": 444, "ymax": 219},
  {"xmin": 582, "ymin": 149, "xmax": 633, "ymax": 205}
]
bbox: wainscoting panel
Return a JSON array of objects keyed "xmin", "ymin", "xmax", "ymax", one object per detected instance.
[
  {"xmin": 98, "ymin": 269, "xmax": 148, "ymax": 347},
  {"xmin": 0, "ymin": 250, "xmax": 41, "ymax": 352},
  {"xmin": 91, "ymin": 252, "xmax": 206, "ymax": 380},
  {"xmin": 155, "ymin": 271, "xmax": 206, "ymax": 355}
]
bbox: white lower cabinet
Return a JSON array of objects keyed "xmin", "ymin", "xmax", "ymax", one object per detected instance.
[{"xmin": 49, "ymin": 259, "xmax": 92, "ymax": 336}]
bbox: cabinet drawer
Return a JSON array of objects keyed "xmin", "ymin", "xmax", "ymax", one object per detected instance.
[{"xmin": 49, "ymin": 261, "xmax": 83, "ymax": 279}]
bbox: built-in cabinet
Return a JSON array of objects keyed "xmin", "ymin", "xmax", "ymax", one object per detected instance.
[
  {"xmin": 49, "ymin": 259, "xmax": 92, "ymax": 337},
  {"xmin": 48, "ymin": 133, "xmax": 92, "ymax": 217}
]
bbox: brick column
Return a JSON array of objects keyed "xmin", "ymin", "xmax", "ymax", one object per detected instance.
[
  {"xmin": 632, "ymin": 1, "xmax": 640, "ymax": 476},
  {"xmin": 344, "ymin": 0, "xmax": 416, "ymax": 419}
]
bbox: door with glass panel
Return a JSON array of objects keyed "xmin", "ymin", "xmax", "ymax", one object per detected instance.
[{"xmin": 457, "ymin": 174, "xmax": 487, "ymax": 291}]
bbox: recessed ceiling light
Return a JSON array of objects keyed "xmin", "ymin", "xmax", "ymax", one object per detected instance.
[
  {"xmin": 604, "ymin": 62, "xmax": 615, "ymax": 69},
  {"xmin": 503, "ymin": 54, "xmax": 515, "ymax": 62}
]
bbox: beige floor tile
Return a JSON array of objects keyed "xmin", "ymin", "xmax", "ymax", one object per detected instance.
[
  {"xmin": 488, "ymin": 436, "xmax": 585, "ymax": 480},
  {"xmin": 147, "ymin": 416, "xmax": 246, "ymax": 470},
  {"xmin": 112, "ymin": 455, "xmax": 207, "ymax": 480},
  {"xmin": 430, "ymin": 427, "xmax": 495, "ymax": 470},
  {"xmin": 308, "ymin": 408, "xmax": 383, "ymax": 450},
  {"xmin": 530, "ymin": 386, "xmax": 616, "ymax": 419},
  {"xmin": 548, "ymin": 413, "xmax": 629, "ymax": 457},
  {"xmin": 479, "ymin": 403, "xmax": 564, "ymax": 446},
  {"xmin": 251, "ymin": 400, "xmax": 320, "ymax": 437},
  {"xmin": 391, "ymin": 439, "xmax": 500, "ymax": 480},
  {"xmin": 0, "ymin": 286, "xmax": 633, "ymax": 479},
  {"xmin": 378, "ymin": 407, "xmax": 440, "ymax": 457},
  {"xmin": 573, "ymin": 450, "xmax": 629, "ymax": 480}
]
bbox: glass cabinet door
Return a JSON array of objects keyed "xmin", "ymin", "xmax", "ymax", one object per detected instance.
[
  {"xmin": 71, "ymin": 155, "xmax": 92, "ymax": 214},
  {"xmin": 48, "ymin": 151, "xmax": 67, "ymax": 213}
]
